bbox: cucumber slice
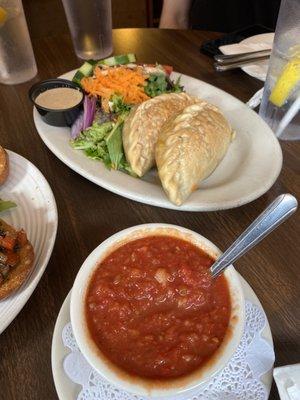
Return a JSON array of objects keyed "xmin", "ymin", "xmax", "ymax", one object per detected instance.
[
  {"xmin": 72, "ymin": 60, "xmax": 95, "ymax": 85},
  {"xmin": 79, "ymin": 61, "xmax": 94, "ymax": 75},
  {"xmin": 99, "ymin": 53, "xmax": 136, "ymax": 67},
  {"xmin": 72, "ymin": 71, "xmax": 85, "ymax": 85},
  {"xmin": 72, "ymin": 54, "xmax": 137, "ymax": 86}
]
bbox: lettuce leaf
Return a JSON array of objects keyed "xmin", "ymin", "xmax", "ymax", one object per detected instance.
[
  {"xmin": 71, "ymin": 117, "xmax": 136, "ymax": 176},
  {"xmin": 0, "ymin": 200, "xmax": 17, "ymax": 213},
  {"xmin": 110, "ymin": 94, "xmax": 132, "ymax": 114},
  {"xmin": 106, "ymin": 121, "xmax": 124, "ymax": 169},
  {"xmin": 144, "ymin": 73, "xmax": 183, "ymax": 97}
]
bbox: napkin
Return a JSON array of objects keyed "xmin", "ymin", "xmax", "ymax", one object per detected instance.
[
  {"xmin": 219, "ymin": 42, "xmax": 272, "ymax": 55},
  {"xmin": 274, "ymin": 364, "xmax": 300, "ymax": 400},
  {"xmin": 219, "ymin": 42, "xmax": 272, "ymax": 81}
]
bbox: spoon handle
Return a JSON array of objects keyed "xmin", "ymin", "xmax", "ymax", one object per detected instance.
[{"xmin": 210, "ymin": 194, "xmax": 298, "ymax": 278}]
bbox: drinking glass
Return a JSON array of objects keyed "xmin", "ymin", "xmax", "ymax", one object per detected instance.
[
  {"xmin": 259, "ymin": 0, "xmax": 300, "ymax": 140},
  {"xmin": 61, "ymin": 0, "xmax": 113, "ymax": 60},
  {"xmin": 0, "ymin": 0, "xmax": 37, "ymax": 85}
]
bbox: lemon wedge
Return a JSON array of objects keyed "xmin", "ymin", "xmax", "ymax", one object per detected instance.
[
  {"xmin": 0, "ymin": 6, "xmax": 7, "ymax": 27},
  {"xmin": 269, "ymin": 56, "xmax": 300, "ymax": 107}
]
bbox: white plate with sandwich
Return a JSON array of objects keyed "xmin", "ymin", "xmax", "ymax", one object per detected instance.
[{"xmin": 32, "ymin": 70, "xmax": 282, "ymax": 211}]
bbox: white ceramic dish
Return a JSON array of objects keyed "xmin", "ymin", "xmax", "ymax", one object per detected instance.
[
  {"xmin": 33, "ymin": 70, "xmax": 282, "ymax": 212},
  {"xmin": 52, "ymin": 276, "xmax": 274, "ymax": 400},
  {"xmin": 240, "ymin": 33, "xmax": 274, "ymax": 81},
  {"xmin": 0, "ymin": 150, "xmax": 57, "ymax": 333},
  {"xmin": 70, "ymin": 224, "xmax": 245, "ymax": 398}
]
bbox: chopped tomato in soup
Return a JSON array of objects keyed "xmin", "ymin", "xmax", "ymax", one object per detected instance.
[{"xmin": 86, "ymin": 235, "xmax": 231, "ymax": 379}]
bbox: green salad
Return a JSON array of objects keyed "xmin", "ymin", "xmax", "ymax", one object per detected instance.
[{"xmin": 70, "ymin": 53, "xmax": 184, "ymax": 175}]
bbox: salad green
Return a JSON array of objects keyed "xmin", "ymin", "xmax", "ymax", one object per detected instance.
[
  {"xmin": 71, "ymin": 102, "xmax": 135, "ymax": 175},
  {"xmin": 71, "ymin": 55, "xmax": 185, "ymax": 176},
  {"xmin": 145, "ymin": 74, "xmax": 183, "ymax": 98},
  {"xmin": 110, "ymin": 94, "xmax": 132, "ymax": 114},
  {"xmin": 0, "ymin": 199, "xmax": 16, "ymax": 212}
]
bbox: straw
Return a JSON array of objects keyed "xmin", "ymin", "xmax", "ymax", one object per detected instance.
[{"xmin": 275, "ymin": 95, "xmax": 300, "ymax": 138}]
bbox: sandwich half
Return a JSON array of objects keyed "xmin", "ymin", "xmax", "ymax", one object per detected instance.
[{"xmin": 156, "ymin": 102, "xmax": 233, "ymax": 205}]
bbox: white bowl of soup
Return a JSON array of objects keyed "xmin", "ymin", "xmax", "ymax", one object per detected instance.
[{"xmin": 70, "ymin": 224, "xmax": 245, "ymax": 397}]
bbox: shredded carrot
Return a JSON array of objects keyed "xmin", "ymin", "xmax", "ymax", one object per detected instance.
[{"xmin": 81, "ymin": 66, "xmax": 150, "ymax": 107}]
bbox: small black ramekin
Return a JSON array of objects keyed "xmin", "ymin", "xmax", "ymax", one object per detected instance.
[{"xmin": 29, "ymin": 79, "xmax": 84, "ymax": 127}]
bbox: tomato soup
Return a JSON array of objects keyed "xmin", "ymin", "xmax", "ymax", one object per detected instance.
[{"xmin": 85, "ymin": 235, "xmax": 231, "ymax": 379}]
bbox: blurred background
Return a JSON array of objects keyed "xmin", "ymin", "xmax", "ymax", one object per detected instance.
[
  {"xmin": 23, "ymin": 0, "xmax": 163, "ymax": 39},
  {"xmin": 23, "ymin": 0, "xmax": 281, "ymax": 41}
]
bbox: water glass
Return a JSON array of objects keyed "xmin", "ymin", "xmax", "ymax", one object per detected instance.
[
  {"xmin": 0, "ymin": 0, "xmax": 37, "ymax": 85},
  {"xmin": 61, "ymin": 0, "xmax": 113, "ymax": 60},
  {"xmin": 259, "ymin": 0, "xmax": 300, "ymax": 141}
]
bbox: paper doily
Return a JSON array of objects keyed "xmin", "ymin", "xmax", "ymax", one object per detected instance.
[{"xmin": 62, "ymin": 301, "xmax": 275, "ymax": 400}]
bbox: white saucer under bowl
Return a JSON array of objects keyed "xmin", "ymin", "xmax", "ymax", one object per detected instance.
[{"xmin": 51, "ymin": 274, "xmax": 274, "ymax": 400}]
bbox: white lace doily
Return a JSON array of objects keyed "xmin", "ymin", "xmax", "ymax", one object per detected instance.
[{"xmin": 62, "ymin": 301, "xmax": 275, "ymax": 400}]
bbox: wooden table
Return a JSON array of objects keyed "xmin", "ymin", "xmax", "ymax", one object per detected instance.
[{"xmin": 0, "ymin": 29, "xmax": 299, "ymax": 400}]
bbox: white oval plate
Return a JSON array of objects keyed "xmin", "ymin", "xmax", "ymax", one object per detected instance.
[
  {"xmin": 241, "ymin": 33, "xmax": 275, "ymax": 81},
  {"xmin": 0, "ymin": 150, "xmax": 57, "ymax": 334},
  {"xmin": 51, "ymin": 275, "xmax": 274, "ymax": 400},
  {"xmin": 33, "ymin": 70, "xmax": 282, "ymax": 211}
]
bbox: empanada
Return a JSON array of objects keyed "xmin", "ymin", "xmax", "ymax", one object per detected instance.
[
  {"xmin": 155, "ymin": 102, "xmax": 232, "ymax": 205},
  {"xmin": 122, "ymin": 93, "xmax": 200, "ymax": 177}
]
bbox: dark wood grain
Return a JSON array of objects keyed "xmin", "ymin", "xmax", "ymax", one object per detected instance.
[
  {"xmin": 0, "ymin": 29, "xmax": 299, "ymax": 400},
  {"xmin": 23, "ymin": 0, "xmax": 151, "ymax": 39}
]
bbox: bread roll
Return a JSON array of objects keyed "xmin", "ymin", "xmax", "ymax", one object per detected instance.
[
  {"xmin": 122, "ymin": 93, "xmax": 200, "ymax": 177},
  {"xmin": 155, "ymin": 102, "xmax": 233, "ymax": 205}
]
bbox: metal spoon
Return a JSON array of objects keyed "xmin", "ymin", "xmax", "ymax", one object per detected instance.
[{"xmin": 210, "ymin": 194, "xmax": 298, "ymax": 278}]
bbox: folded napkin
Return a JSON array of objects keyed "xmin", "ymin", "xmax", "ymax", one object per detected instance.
[
  {"xmin": 219, "ymin": 42, "xmax": 273, "ymax": 81},
  {"xmin": 219, "ymin": 42, "xmax": 272, "ymax": 55},
  {"xmin": 274, "ymin": 364, "xmax": 300, "ymax": 400}
]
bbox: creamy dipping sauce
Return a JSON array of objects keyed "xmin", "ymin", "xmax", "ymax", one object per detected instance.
[{"xmin": 35, "ymin": 87, "xmax": 83, "ymax": 110}]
